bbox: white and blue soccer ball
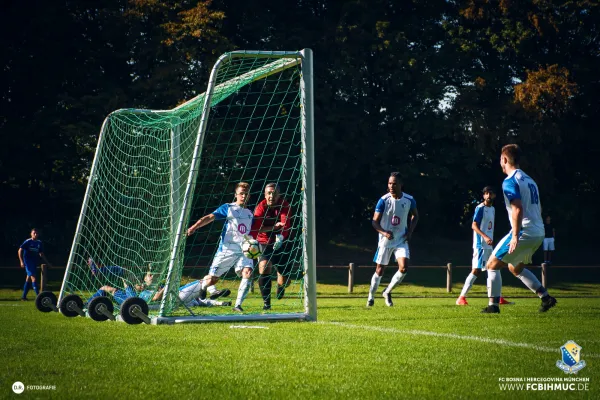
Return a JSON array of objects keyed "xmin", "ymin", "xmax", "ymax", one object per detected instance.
[{"xmin": 242, "ymin": 238, "xmax": 261, "ymax": 260}]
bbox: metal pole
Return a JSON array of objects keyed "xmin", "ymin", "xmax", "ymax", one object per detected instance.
[
  {"xmin": 348, "ymin": 263, "xmax": 355, "ymax": 293},
  {"xmin": 541, "ymin": 263, "xmax": 548, "ymax": 288},
  {"xmin": 301, "ymin": 48, "xmax": 317, "ymax": 321},
  {"xmin": 446, "ymin": 263, "xmax": 453, "ymax": 293}
]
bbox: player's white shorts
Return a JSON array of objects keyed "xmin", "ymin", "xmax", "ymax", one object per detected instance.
[
  {"xmin": 543, "ymin": 238, "xmax": 555, "ymax": 251},
  {"xmin": 209, "ymin": 247, "xmax": 254, "ymax": 277},
  {"xmin": 373, "ymin": 244, "xmax": 410, "ymax": 265},
  {"xmin": 178, "ymin": 281, "xmax": 203, "ymax": 304},
  {"xmin": 472, "ymin": 248, "xmax": 492, "ymax": 270},
  {"xmin": 491, "ymin": 231, "xmax": 543, "ymax": 266}
]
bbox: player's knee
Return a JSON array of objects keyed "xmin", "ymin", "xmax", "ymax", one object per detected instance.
[
  {"xmin": 242, "ymin": 268, "xmax": 253, "ymax": 279},
  {"xmin": 472, "ymin": 269, "xmax": 481, "ymax": 276}
]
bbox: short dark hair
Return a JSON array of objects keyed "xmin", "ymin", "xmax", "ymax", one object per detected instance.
[
  {"xmin": 389, "ymin": 172, "xmax": 402, "ymax": 183},
  {"xmin": 501, "ymin": 144, "xmax": 521, "ymax": 165},
  {"xmin": 482, "ymin": 186, "xmax": 495, "ymax": 194}
]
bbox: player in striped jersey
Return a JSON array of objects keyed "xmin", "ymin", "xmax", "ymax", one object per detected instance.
[
  {"xmin": 367, "ymin": 172, "xmax": 419, "ymax": 307},
  {"xmin": 482, "ymin": 144, "xmax": 557, "ymax": 314}
]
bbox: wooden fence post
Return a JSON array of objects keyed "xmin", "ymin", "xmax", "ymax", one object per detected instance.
[
  {"xmin": 40, "ymin": 264, "xmax": 47, "ymax": 292},
  {"xmin": 446, "ymin": 263, "xmax": 452, "ymax": 293},
  {"xmin": 348, "ymin": 263, "xmax": 355, "ymax": 293},
  {"xmin": 541, "ymin": 263, "xmax": 548, "ymax": 288}
]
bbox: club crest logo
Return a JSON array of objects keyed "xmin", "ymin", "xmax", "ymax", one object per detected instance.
[
  {"xmin": 391, "ymin": 216, "xmax": 400, "ymax": 226},
  {"xmin": 238, "ymin": 224, "xmax": 248, "ymax": 234},
  {"xmin": 556, "ymin": 341, "xmax": 586, "ymax": 374}
]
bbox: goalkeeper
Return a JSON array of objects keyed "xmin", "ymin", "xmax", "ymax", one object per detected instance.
[
  {"xmin": 186, "ymin": 182, "xmax": 254, "ymax": 312},
  {"xmin": 251, "ymin": 183, "xmax": 292, "ymax": 310}
]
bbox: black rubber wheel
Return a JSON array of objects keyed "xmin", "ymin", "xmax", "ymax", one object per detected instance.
[
  {"xmin": 120, "ymin": 297, "xmax": 149, "ymax": 325},
  {"xmin": 60, "ymin": 294, "xmax": 84, "ymax": 318},
  {"xmin": 35, "ymin": 291, "xmax": 57, "ymax": 313},
  {"xmin": 88, "ymin": 296, "xmax": 114, "ymax": 322}
]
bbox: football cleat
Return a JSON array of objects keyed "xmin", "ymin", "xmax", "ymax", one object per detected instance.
[
  {"xmin": 499, "ymin": 297, "xmax": 514, "ymax": 305},
  {"xmin": 221, "ymin": 301, "xmax": 232, "ymax": 307},
  {"xmin": 366, "ymin": 299, "xmax": 374, "ymax": 307},
  {"xmin": 383, "ymin": 291, "xmax": 393, "ymax": 307},
  {"xmin": 232, "ymin": 305, "xmax": 244, "ymax": 312},
  {"xmin": 263, "ymin": 303, "xmax": 271, "ymax": 311},
  {"xmin": 539, "ymin": 295, "xmax": 557, "ymax": 312},
  {"xmin": 276, "ymin": 285, "xmax": 285, "ymax": 300},
  {"xmin": 456, "ymin": 296, "xmax": 468, "ymax": 306},
  {"xmin": 481, "ymin": 305, "xmax": 500, "ymax": 314}
]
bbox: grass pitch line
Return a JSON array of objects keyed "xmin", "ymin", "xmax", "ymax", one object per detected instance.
[
  {"xmin": 324, "ymin": 322, "xmax": 600, "ymax": 358},
  {"xmin": 230, "ymin": 325, "xmax": 269, "ymax": 329}
]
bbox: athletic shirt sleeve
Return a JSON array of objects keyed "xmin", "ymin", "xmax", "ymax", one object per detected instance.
[
  {"xmin": 503, "ymin": 178, "xmax": 521, "ymax": 202},
  {"xmin": 280, "ymin": 200, "xmax": 291, "ymax": 239},
  {"xmin": 409, "ymin": 197, "xmax": 417, "ymax": 211},
  {"xmin": 473, "ymin": 206, "xmax": 484, "ymax": 224},
  {"xmin": 374, "ymin": 198, "xmax": 386, "ymax": 214},
  {"xmin": 250, "ymin": 201, "xmax": 265, "ymax": 239},
  {"xmin": 212, "ymin": 204, "xmax": 230, "ymax": 220},
  {"xmin": 20, "ymin": 239, "xmax": 31, "ymax": 250}
]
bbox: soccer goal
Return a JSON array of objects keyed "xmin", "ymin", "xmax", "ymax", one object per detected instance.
[{"xmin": 56, "ymin": 49, "xmax": 316, "ymax": 324}]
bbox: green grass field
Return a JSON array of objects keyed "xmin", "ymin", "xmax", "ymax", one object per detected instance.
[{"xmin": 1, "ymin": 281, "xmax": 599, "ymax": 399}]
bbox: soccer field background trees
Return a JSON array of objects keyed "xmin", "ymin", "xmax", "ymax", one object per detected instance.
[{"xmin": 1, "ymin": 0, "xmax": 598, "ymax": 265}]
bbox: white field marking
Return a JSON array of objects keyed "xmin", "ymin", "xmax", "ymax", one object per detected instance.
[
  {"xmin": 0, "ymin": 304, "xmax": 24, "ymax": 307},
  {"xmin": 230, "ymin": 325, "xmax": 269, "ymax": 329},
  {"xmin": 323, "ymin": 322, "xmax": 600, "ymax": 359}
]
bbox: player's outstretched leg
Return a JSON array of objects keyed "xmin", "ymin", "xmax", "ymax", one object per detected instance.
[
  {"xmin": 457, "ymin": 270, "xmax": 479, "ymax": 305},
  {"xmin": 510, "ymin": 263, "xmax": 556, "ymax": 312}
]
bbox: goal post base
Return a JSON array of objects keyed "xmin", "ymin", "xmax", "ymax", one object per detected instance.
[{"xmin": 152, "ymin": 312, "xmax": 312, "ymax": 325}]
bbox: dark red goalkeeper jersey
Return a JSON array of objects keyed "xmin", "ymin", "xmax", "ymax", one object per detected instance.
[{"xmin": 251, "ymin": 198, "xmax": 291, "ymax": 244}]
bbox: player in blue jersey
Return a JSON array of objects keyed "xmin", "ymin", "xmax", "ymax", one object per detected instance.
[
  {"xmin": 367, "ymin": 172, "xmax": 419, "ymax": 307},
  {"xmin": 482, "ymin": 144, "xmax": 557, "ymax": 314},
  {"xmin": 187, "ymin": 182, "xmax": 255, "ymax": 312},
  {"xmin": 457, "ymin": 187, "xmax": 512, "ymax": 306},
  {"xmin": 18, "ymin": 228, "xmax": 52, "ymax": 301}
]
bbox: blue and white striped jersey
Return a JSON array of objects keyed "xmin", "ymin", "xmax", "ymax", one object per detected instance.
[
  {"xmin": 502, "ymin": 169, "xmax": 544, "ymax": 237},
  {"xmin": 472, "ymin": 203, "xmax": 495, "ymax": 249}
]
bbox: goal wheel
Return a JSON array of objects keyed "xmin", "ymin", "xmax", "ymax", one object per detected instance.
[
  {"xmin": 120, "ymin": 297, "xmax": 150, "ymax": 325},
  {"xmin": 60, "ymin": 294, "xmax": 85, "ymax": 318},
  {"xmin": 35, "ymin": 291, "xmax": 58, "ymax": 313},
  {"xmin": 88, "ymin": 296, "xmax": 115, "ymax": 322}
]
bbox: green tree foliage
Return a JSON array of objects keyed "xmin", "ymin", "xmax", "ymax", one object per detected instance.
[{"xmin": 1, "ymin": 0, "xmax": 598, "ymax": 262}]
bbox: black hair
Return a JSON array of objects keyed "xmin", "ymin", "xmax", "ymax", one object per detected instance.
[{"xmin": 482, "ymin": 186, "xmax": 495, "ymax": 194}]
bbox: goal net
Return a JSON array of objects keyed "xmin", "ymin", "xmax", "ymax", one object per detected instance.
[{"xmin": 58, "ymin": 50, "xmax": 316, "ymax": 323}]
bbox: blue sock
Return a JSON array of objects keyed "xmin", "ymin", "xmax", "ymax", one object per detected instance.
[
  {"xmin": 22, "ymin": 281, "xmax": 31, "ymax": 299},
  {"xmin": 32, "ymin": 281, "xmax": 39, "ymax": 295}
]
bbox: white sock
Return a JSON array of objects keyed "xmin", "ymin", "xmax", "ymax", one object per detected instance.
[
  {"xmin": 487, "ymin": 270, "xmax": 502, "ymax": 306},
  {"xmin": 385, "ymin": 270, "xmax": 406, "ymax": 293},
  {"xmin": 460, "ymin": 273, "xmax": 478, "ymax": 297},
  {"xmin": 516, "ymin": 269, "xmax": 545, "ymax": 297},
  {"xmin": 368, "ymin": 273, "xmax": 382, "ymax": 300},
  {"xmin": 207, "ymin": 285, "xmax": 216, "ymax": 294},
  {"xmin": 235, "ymin": 278, "xmax": 250, "ymax": 307}
]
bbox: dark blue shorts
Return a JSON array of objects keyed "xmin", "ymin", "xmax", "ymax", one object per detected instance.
[
  {"xmin": 113, "ymin": 286, "xmax": 137, "ymax": 305},
  {"xmin": 24, "ymin": 264, "xmax": 37, "ymax": 277}
]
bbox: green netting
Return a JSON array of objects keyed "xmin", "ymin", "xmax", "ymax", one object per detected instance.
[{"xmin": 59, "ymin": 52, "xmax": 309, "ymax": 319}]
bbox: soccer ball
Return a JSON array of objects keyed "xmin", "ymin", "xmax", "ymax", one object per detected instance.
[{"xmin": 242, "ymin": 239, "xmax": 261, "ymax": 260}]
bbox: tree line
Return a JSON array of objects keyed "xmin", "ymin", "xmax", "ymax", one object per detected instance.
[{"xmin": 1, "ymin": 0, "xmax": 598, "ymax": 263}]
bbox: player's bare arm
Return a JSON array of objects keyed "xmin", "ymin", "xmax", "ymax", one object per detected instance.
[
  {"xmin": 472, "ymin": 221, "xmax": 492, "ymax": 245},
  {"xmin": 18, "ymin": 248, "xmax": 24, "ymax": 268},
  {"xmin": 405, "ymin": 208, "xmax": 419, "ymax": 241},
  {"xmin": 372, "ymin": 211, "xmax": 393, "ymax": 239},
  {"xmin": 187, "ymin": 214, "xmax": 216, "ymax": 236},
  {"xmin": 509, "ymin": 199, "xmax": 523, "ymax": 254}
]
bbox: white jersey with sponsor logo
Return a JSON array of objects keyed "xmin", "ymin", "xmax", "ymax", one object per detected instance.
[
  {"xmin": 212, "ymin": 203, "xmax": 253, "ymax": 249},
  {"xmin": 502, "ymin": 169, "xmax": 544, "ymax": 237},
  {"xmin": 375, "ymin": 192, "xmax": 416, "ymax": 248},
  {"xmin": 472, "ymin": 203, "xmax": 495, "ymax": 249}
]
